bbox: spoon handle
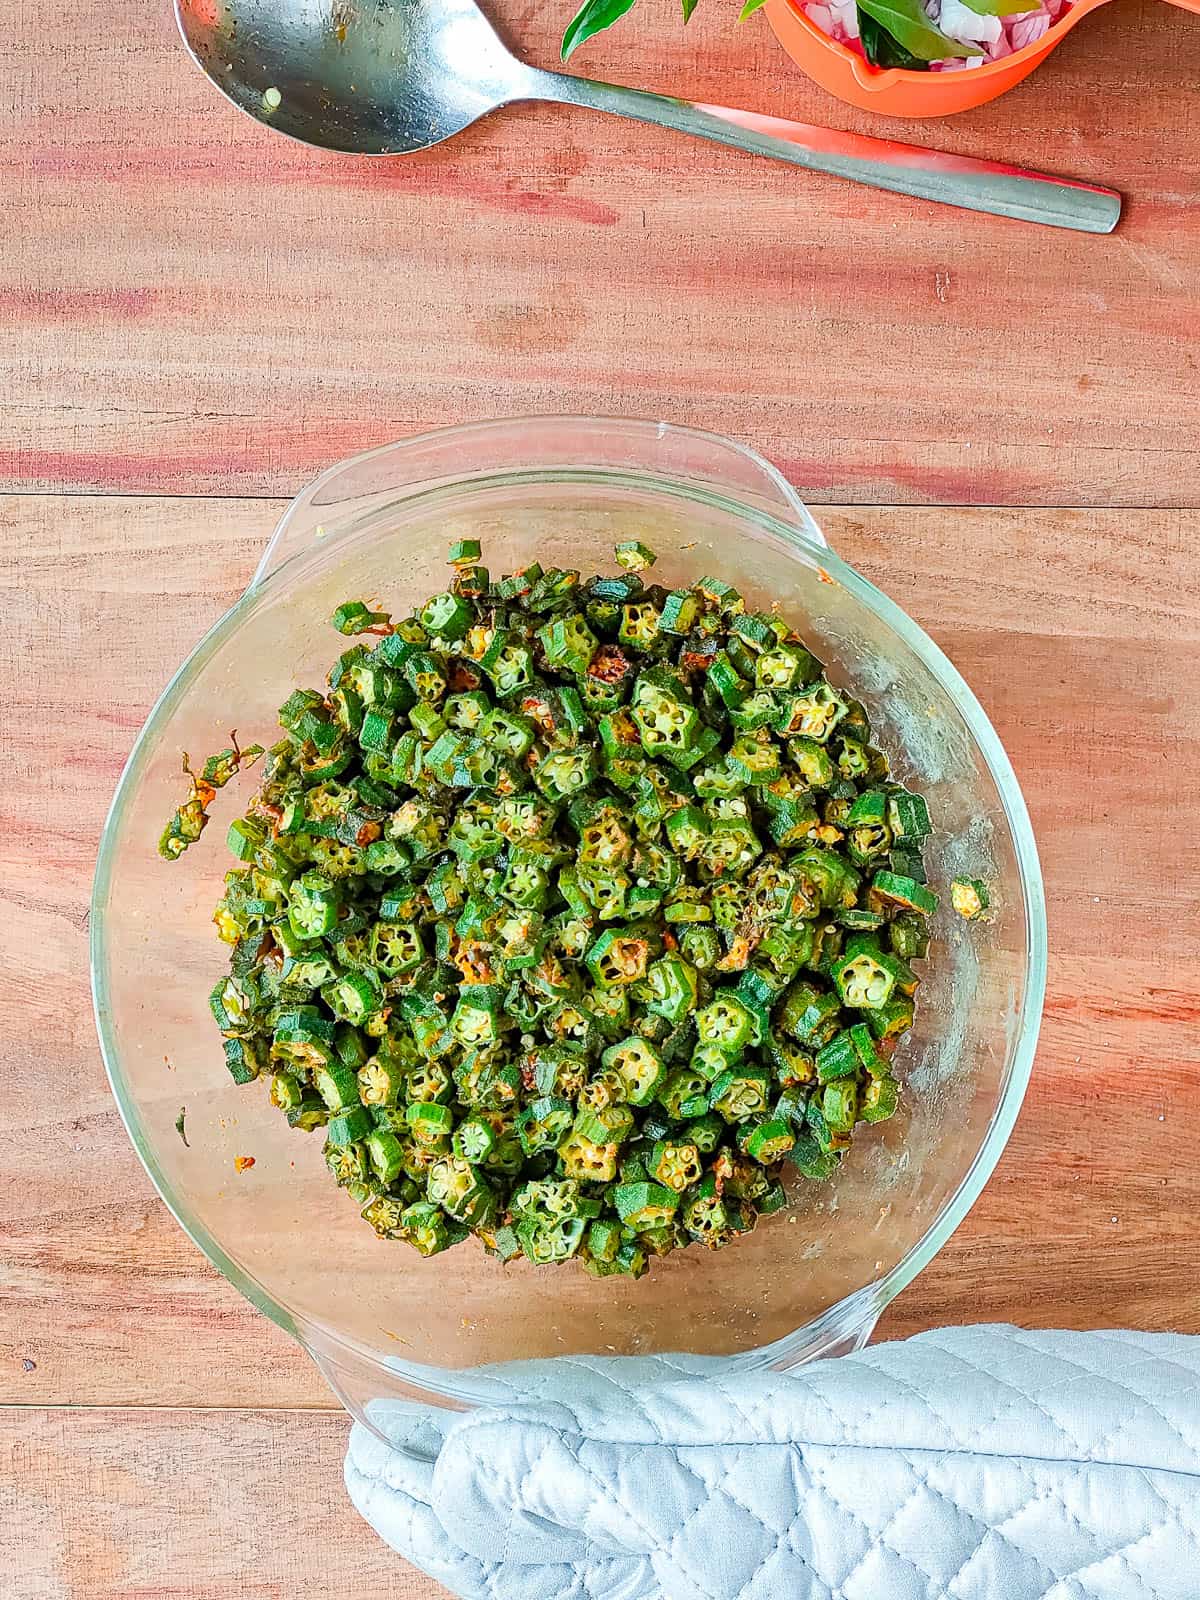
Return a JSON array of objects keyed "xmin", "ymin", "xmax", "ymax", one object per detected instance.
[{"xmin": 526, "ymin": 70, "xmax": 1120, "ymax": 234}]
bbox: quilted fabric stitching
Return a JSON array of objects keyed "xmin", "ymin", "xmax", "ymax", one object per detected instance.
[
  {"xmin": 933, "ymin": 1454, "xmax": 1186, "ymax": 1600},
  {"xmin": 930, "ymin": 1330, "xmax": 1200, "ymax": 1469},
  {"xmin": 928, "ymin": 1475, "xmax": 1068, "ymax": 1599},
  {"xmin": 1120, "ymin": 1462, "xmax": 1200, "ymax": 1580},
  {"xmin": 709, "ymin": 1379, "xmax": 794, "ymax": 1446},
  {"xmin": 367, "ymin": 1447, "xmax": 1192, "ymax": 1600},
  {"xmin": 889, "ymin": 1342, "xmax": 1078, "ymax": 1455},
  {"xmin": 727, "ymin": 1370, "xmax": 861, "ymax": 1453},
  {"xmin": 348, "ymin": 1330, "xmax": 1200, "ymax": 1600},
  {"xmin": 1043, "ymin": 1352, "xmax": 1200, "ymax": 1467},
  {"xmin": 794, "ymin": 1443, "xmax": 1185, "ymax": 1600},
  {"xmin": 642, "ymin": 1439, "xmax": 807, "ymax": 1600},
  {"xmin": 698, "ymin": 1461, "xmax": 815, "ymax": 1600},
  {"xmin": 829, "ymin": 1447, "xmax": 998, "ymax": 1599},
  {"xmin": 452, "ymin": 1340, "xmax": 1200, "ymax": 1470},
  {"xmin": 829, "ymin": 1346, "xmax": 1058, "ymax": 1468},
  {"xmin": 553, "ymin": 1363, "xmax": 665, "ymax": 1441},
  {"xmin": 715, "ymin": 1457, "xmax": 825, "ymax": 1598},
  {"xmin": 997, "ymin": 1332, "xmax": 1200, "ymax": 1426},
  {"xmin": 846, "ymin": 1357, "xmax": 984, "ymax": 1453},
  {"xmin": 361, "ymin": 1412, "xmax": 1200, "ymax": 1491},
  {"xmin": 349, "ymin": 1426, "xmax": 680, "ymax": 1599},
  {"xmin": 895, "ymin": 1335, "xmax": 1199, "ymax": 1473},
  {"xmin": 641, "ymin": 1449, "xmax": 727, "ymax": 1600},
  {"xmin": 774, "ymin": 1470, "xmax": 836, "ymax": 1600},
  {"xmin": 841, "ymin": 1328, "xmax": 1200, "ymax": 1449},
  {"xmin": 537, "ymin": 1427, "xmax": 675, "ymax": 1555},
  {"xmin": 867, "ymin": 1448, "xmax": 1130, "ymax": 1600},
  {"xmin": 1139, "ymin": 1463, "xmax": 1200, "ymax": 1537},
  {"xmin": 724, "ymin": 1376, "xmax": 797, "ymax": 1444},
  {"xmin": 550, "ymin": 1427, "xmax": 1196, "ymax": 1587},
  {"xmin": 983, "ymin": 1480, "xmax": 1113, "ymax": 1587},
  {"xmin": 802, "ymin": 1447, "xmax": 957, "ymax": 1597},
  {"xmin": 662, "ymin": 1448, "xmax": 756, "ymax": 1598},
  {"xmin": 1039, "ymin": 1517, "xmax": 1165, "ymax": 1600}
]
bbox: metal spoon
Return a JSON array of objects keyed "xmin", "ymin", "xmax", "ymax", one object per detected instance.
[{"xmin": 176, "ymin": 0, "xmax": 1121, "ymax": 233}]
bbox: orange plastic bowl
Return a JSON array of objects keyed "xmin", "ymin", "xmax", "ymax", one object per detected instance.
[{"xmin": 765, "ymin": 0, "xmax": 1199, "ymax": 117}]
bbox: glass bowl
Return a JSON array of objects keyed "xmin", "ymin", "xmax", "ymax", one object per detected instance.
[{"xmin": 92, "ymin": 417, "xmax": 1046, "ymax": 1430}]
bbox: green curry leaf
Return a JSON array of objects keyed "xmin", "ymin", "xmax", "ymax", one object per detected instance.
[
  {"xmin": 561, "ymin": 0, "xmax": 640, "ymax": 58},
  {"xmin": 858, "ymin": 8, "xmax": 927, "ymax": 64},
  {"xmin": 856, "ymin": 0, "xmax": 980, "ymax": 59}
]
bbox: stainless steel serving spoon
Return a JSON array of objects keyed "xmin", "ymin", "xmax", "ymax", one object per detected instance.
[{"xmin": 176, "ymin": 0, "xmax": 1121, "ymax": 232}]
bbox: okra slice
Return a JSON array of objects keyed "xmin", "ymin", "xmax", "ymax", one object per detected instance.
[
  {"xmin": 709, "ymin": 1065, "xmax": 772, "ymax": 1123},
  {"xmin": 644, "ymin": 955, "xmax": 698, "ymax": 1025},
  {"xmin": 313, "ymin": 1058, "xmax": 361, "ymax": 1112},
  {"xmin": 327, "ymin": 1106, "xmax": 373, "ymax": 1146},
  {"xmin": 658, "ymin": 1068, "xmax": 711, "ymax": 1121},
  {"xmin": 682, "ymin": 1174, "xmax": 735, "ymax": 1246},
  {"xmin": 558, "ymin": 1128, "xmax": 619, "ymax": 1183},
  {"xmin": 399, "ymin": 1201, "xmax": 456, "ymax": 1257},
  {"xmin": 833, "ymin": 945, "xmax": 917, "ymax": 1011},
  {"xmin": 814, "ymin": 1031, "xmax": 859, "ymax": 1084},
  {"xmin": 614, "ymin": 540, "xmax": 656, "ymax": 572},
  {"xmin": 888, "ymin": 789, "xmax": 932, "ymax": 844},
  {"xmin": 515, "ymin": 1095, "xmax": 573, "ymax": 1155},
  {"xmin": 869, "ymin": 870, "xmax": 938, "ymax": 918},
  {"xmin": 613, "ymin": 1180, "xmax": 677, "ymax": 1231},
  {"xmin": 790, "ymin": 1133, "xmax": 842, "ymax": 1181},
  {"xmin": 585, "ymin": 927, "xmax": 652, "ymax": 988},
  {"xmin": 223, "ymin": 1037, "xmax": 263, "ymax": 1085},
  {"xmin": 597, "ymin": 1035, "xmax": 665, "ymax": 1105},
  {"xmin": 516, "ymin": 1215, "xmax": 587, "ymax": 1265},
  {"xmin": 741, "ymin": 1118, "xmax": 796, "ymax": 1164},
  {"xmin": 420, "ymin": 591, "xmax": 472, "ymax": 642},
  {"xmin": 860, "ymin": 1075, "xmax": 899, "ymax": 1123},
  {"xmin": 696, "ymin": 992, "xmax": 760, "ymax": 1052},
  {"xmin": 778, "ymin": 981, "xmax": 842, "ymax": 1047},
  {"xmin": 649, "ymin": 1138, "xmax": 702, "ymax": 1193},
  {"xmin": 951, "ymin": 878, "xmax": 991, "ymax": 921}
]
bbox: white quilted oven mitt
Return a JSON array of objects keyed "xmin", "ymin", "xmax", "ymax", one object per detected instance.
[{"xmin": 345, "ymin": 1325, "xmax": 1200, "ymax": 1600}]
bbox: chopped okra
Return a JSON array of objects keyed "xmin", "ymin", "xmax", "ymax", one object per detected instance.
[
  {"xmin": 951, "ymin": 877, "xmax": 991, "ymax": 921},
  {"xmin": 174, "ymin": 539, "xmax": 942, "ymax": 1276}
]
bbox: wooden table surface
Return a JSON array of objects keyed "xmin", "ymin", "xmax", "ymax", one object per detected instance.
[{"xmin": 4, "ymin": 0, "xmax": 1200, "ymax": 1592}]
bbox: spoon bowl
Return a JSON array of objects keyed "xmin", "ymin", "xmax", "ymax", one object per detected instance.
[
  {"xmin": 175, "ymin": 0, "xmax": 522, "ymax": 153},
  {"xmin": 175, "ymin": 0, "xmax": 1121, "ymax": 229}
]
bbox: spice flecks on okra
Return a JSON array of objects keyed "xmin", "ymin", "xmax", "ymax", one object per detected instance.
[{"xmin": 197, "ymin": 542, "xmax": 939, "ymax": 1275}]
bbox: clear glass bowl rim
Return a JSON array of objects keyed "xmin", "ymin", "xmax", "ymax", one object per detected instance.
[{"xmin": 91, "ymin": 418, "xmax": 1047, "ymax": 1378}]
